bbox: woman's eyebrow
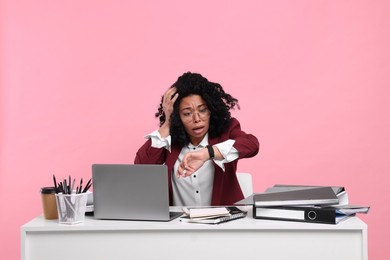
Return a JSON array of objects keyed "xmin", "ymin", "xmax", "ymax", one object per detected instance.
[{"xmin": 180, "ymin": 103, "xmax": 207, "ymax": 111}]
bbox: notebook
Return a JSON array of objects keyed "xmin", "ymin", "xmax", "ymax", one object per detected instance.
[
  {"xmin": 179, "ymin": 206, "xmax": 247, "ymax": 224},
  {"xmin": 92, "ymin": 164, "xmax": 182, "ymax": 221}
]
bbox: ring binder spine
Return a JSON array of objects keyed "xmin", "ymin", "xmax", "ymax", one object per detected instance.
[{"xmin": 253, "ymin": 205, "xmax": 347, "ymax": 224}]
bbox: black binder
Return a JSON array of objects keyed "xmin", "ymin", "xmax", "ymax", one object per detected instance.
[{"xmin": 253, "ymin": 205, "xmax": 354, "ymax": 224}]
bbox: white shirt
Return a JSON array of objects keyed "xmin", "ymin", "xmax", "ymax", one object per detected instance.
[{"xmin": 145, "ymin": 131, "xmax": 239, "ymax": 206}]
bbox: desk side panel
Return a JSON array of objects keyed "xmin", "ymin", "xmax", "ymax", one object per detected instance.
[{"xmin": 24, "ymin": 229, "xmax": 364, "ymax": 260}]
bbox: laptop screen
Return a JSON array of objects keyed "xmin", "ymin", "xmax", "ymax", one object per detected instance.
[{"xmin": 92, "ymin": 164, "xmax": 173, "ymax": 221}]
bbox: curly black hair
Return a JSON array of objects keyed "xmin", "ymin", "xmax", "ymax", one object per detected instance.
[{"xmin": 155, "ymin": 72, "xmax": 239, "ymax": 146}]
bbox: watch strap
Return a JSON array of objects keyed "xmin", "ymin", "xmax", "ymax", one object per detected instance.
[{"xmin": 207, "ymin": 145, "xmax": 214, "ymax": 159}]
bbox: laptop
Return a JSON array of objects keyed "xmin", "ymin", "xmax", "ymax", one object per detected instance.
[{"xmin": 92, "ymin": 164, "xmax": 182, "ymax": 221}]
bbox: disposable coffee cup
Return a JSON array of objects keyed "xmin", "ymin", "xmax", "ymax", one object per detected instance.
[{"xmin": 41, "ymin": 187, "xmax": 58, "ymax": 220}]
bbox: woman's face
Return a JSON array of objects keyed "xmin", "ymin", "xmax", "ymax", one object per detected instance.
[{"xmin": 179, "ymin": 94, "xmax": 210, "ymax": 146}]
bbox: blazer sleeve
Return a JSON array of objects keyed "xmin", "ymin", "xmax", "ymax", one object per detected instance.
[
  {"xmin": 134, "ymin": 139, "xmax": 168, "ymax": 164},
  {"xmin": 228, "ymin": 118, "xmax": 259, "ymax": 159}
]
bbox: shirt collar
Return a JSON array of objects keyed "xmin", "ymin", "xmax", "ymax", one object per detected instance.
[{"xmin": 187, "ymin": 133, "xmax": 209, "ymax": 150}]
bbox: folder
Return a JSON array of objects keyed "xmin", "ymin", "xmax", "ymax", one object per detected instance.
[
  {"xmin": 268, "ymin": 184, "xmax": 345, "ymax": 195},
  {"xmin": 253, "ymin": 187, "xmax": 339, "ymax": 207},
  {"xmin": 253, "ymin": 205, "xmax": 354, "ymax": 224},
  {"xmin": 266, "ymin": 184, "xmax": 349, "ymax": 206}
]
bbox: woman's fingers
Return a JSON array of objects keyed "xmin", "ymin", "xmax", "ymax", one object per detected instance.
[
  {"xmin": 164, "ymin": 87, "xmax": 177, "ymax": 102},
  {"xmin": 170, "ymin": 92, "xmax": 179, "ymax": 103},
  {"xmin": 176, "ymin": 158, "xmax": 194, "ymax": 178},
  {"xmin": 177, "ymin": 162, "xmax": 185, "ymax": 178},
  {"xmin": 163, "ymin": 88, "xmax": 178, "ymax": 118}
]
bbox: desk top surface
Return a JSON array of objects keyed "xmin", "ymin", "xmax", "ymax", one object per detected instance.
[{"xmin": 21, "ymin": 206, "xmax": 367, "ymax": 232}]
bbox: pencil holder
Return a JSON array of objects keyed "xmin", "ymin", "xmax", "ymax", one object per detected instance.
[{"xmin": 55, "ymin": 192, "xmax": 89, "ymax": 224}]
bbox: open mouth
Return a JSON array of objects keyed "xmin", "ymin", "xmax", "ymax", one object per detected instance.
[{"xmin": 192, "ymin": 126, "xmax": 204, "ymax": 135}]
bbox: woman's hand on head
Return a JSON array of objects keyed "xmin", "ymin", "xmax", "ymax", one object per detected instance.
[
  {"xmin": 159, "ymin": 87, "xmax": 178, "ymax": 138},
  {"xmin": 162, "ymin": 87, "xmax": 178, "ymax": 121}
]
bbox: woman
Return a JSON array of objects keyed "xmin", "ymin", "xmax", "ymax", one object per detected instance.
[{"xmin": 135, "ymin": 72, "xmax": 259, "ymax": 206}]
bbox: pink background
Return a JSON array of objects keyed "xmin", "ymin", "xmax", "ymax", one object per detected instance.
[{"xmin": 1, "ymin": 1, "xmax": 389, "ymax": 259}]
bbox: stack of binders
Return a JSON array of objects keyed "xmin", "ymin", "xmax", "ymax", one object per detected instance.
[{"xmin": 252, "ymin": 185, "xmax": 369, "ymax": 224}]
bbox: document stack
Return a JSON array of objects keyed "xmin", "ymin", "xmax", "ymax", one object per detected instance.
[
  {"xmin": 252, "ymin": 185, "xmax": 370, "ymax": 224},
  {"xmin": 180, "ymin": 206, "xmax": 247, "ymax": 224}
]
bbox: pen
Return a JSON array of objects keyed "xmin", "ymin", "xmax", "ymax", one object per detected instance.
[
  {"xmin": 78, "ymin": 178, "xmax": 83, "ymax": 194},
  {"xmin": 68, "ymin": 176, "xmax": 71, "ymax": 194},
  {"xmin": 53, "ymin": 174, "xmax": 58, "ymax": 193},
  {"xmin": 85, "ymin": 181, "xmax": 92, "ymax": 193},
  {"xmin": 82, "ymin": 178, "xmax": 92, "ymax": 193},
  {"xmin": 64, "ymin": 179, "xmax": 68, "ymax": 194},
  {"xmin": 71, "ymin": 178, "xmax": 75, "ymax": 194}
]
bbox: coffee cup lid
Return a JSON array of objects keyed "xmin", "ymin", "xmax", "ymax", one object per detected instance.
[{"xmin": 41, "ymin": 187, "xmax": 56, "ymax": 194}]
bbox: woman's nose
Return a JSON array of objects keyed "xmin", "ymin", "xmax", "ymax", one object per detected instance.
[{"xmin": 193, "ymin": 112, "xmax": 201, "ymax": 122}]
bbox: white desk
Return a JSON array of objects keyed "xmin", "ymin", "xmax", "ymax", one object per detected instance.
[{"xmin": 21, "ymin": 208, "xmax": 367, "ymax": 260}]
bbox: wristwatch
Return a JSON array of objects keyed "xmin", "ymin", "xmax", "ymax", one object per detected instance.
[{"xmin": 206, "ymin": 145, "xmax": 214, "ymax": 159}]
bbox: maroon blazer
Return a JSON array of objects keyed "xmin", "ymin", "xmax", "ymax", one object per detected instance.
[{"xmin": 134, "ymin": 118, "xmax": 259, "ymax": 206}]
